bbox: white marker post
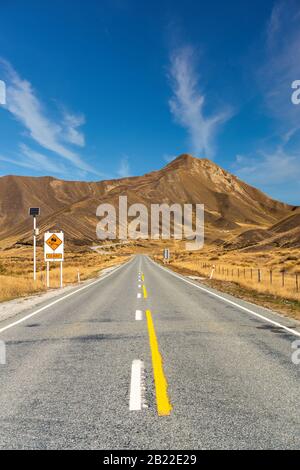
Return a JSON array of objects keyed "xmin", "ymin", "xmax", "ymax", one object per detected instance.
[
  {"xmin": 29, "ymin": 208, "xmax": 40, "ymax": 281},
  {"xmin": 163, "ymin": 248, "xmax": 170, "ymax": 264},
  {"xmin": 44, "ymin": 231, "xmax": 64, "ymax": 288}
]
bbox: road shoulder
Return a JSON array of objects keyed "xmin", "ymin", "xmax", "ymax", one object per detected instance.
[
  {"xmin": 0, "ymin": 264, "xmax": 123, "ymax": 327},
  {"xmin": 149, "ymin": 256, "xmax": 300, "ymax": 336}
]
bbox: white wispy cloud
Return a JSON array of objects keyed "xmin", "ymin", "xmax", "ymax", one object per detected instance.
[
  {"xmin": 234, "ymin": 1, "xmax": 300, "ymax": 203},
  {"xmin": 266, "ymin": 1, "xmax": 282, "ymax": 47},
  {"xmin": 163, "ymin": 154, "xmax": 177, "ymax": 163},
  {"xmin": 117, "ymin": 155, "xmax": 131, "ymax": 178},
  {"xmin": 0, "ymin": 79, "xmax": 5, "ymax": 105},
  {"xmin": 168, "ymin": 46, "xmax": 232, "ymax": 159},
  {"xmin": 0, "ymin": 144, "xmax": 68, "ymax": 175},
  {"xmin": 0, "ymin": 58, "xmax": 100, "ymax": 176},
  {"xmin": 234, "ymin": 150, "xmax": 300, "ymax": 186},
  {"xmin": 234, "ymin": 146, "xmax": 300, "ymax": 203},
  {"xmin": 259, "ymin": 0, "xmax": 300, "ymax": 128},
  {"xmin": 20, "ymin": 144, "xmax": 69, "ymax": 174},
  {"xmin": 61, "ymin": 108, "xmax": 85, "ymax": 147}
]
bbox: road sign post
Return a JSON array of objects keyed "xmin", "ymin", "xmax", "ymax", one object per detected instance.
[
  {"xmin": 44, "ymin": 231, "xmax": 64, "ymax": 288},
  {"xmin": 60, "ymin": 261, "xmax": 63, "ymax": 288},
  {"xmin": 29, "ymin": 208, "xmax": 40, "ymax": 281},
  {"xmin": 46, "ymin": 261, "xmax": 50, "ymax": 288},
  {"xmin": 33, "ymin": 216, "xmax": 37, "ymax": 281}
]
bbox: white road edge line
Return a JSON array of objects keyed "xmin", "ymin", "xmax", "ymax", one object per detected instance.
[
  {"xmin": 0, "ymin": 259, "xmax": 132, "ymax": 335},
  {"xmin": 135, "ymin": 310, "xmax": 142, "ymax": 321},
  {"xmin": 137, "ymin": 293, "xmax": 142, "ymax": 299},
  {"xmin": 148, "ymin": 257, "xmax": 300, "ymax": 338},
  {"xmin": 129, "ymin": 359, "xmax": 143, "ymax": 411}
]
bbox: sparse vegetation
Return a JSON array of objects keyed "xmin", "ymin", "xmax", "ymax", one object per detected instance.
[
  {"xmin": 0, "ymin": 239, "xmax": 299, "ymax": 320},
  {"xmin": 152, "ymin": 243, "xmax": 300, "ymax": 319},
  {"xmin": 0, "ymin": 246, "xmax": 129, "ymax": 302}
]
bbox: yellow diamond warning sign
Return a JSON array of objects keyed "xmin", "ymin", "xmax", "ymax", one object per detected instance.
[
  {"xmin": 44, "ymin": 232, "xmax": 64, "ymax": 262},
  {"xmin": 46, "ymin": 234, "xmax": 62, "ymax": 251}
]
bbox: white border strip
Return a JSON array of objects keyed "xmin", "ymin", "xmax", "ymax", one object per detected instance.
[
  {"xmin": 148, "ymin": 257, "xmax": 300, "ymax": 338},
  {"xmin": 0, "ymin": 258, "xmax": 132, "ymax": 335}
]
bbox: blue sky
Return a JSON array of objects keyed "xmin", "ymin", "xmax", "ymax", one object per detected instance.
[{"xmin": 0, "ymin": 0, "xmax": 300, "ymax": 204}]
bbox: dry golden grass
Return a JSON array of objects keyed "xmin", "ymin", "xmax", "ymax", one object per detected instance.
[
  {"xmin": 163, "ymin": 258, "xmax": 300, "ymax": 302},
  {"xmin": 0, "ymin": 246, "xmax": 129, "ymax": 302},
  {"xmin": 0, "ymin": 275, "xmax": 47, "ymax": 301},
  {"xmin": 1, "ymin": 240, "xmax": 299, "ymax": 319},
  {"xmin": 151, "ymin": 243, "xmax": 300, "ymax": 318}
]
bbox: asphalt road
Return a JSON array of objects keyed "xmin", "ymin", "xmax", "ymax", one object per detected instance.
[{"xmin": 0, "ymin": 255, "xmax": 299, "ymax": 449}]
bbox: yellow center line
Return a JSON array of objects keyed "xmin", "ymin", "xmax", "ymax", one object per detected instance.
[
  {"xmin": 143, "ymin": 284, "xmax": 148, "ymax": 298},
  {"xmin": 146, "ymin": 309, "xmax": 172, "ymax": 416},
  {"xmin": 141, "ymin": 273, "xmax": 145, "ymax": 282}
]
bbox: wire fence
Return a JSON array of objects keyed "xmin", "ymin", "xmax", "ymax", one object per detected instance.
[
  {"xmin": 203, "ymin": 263, "xmax": 298, "ymax": 291},
  {"xmin": 168, "ymin": 258, "xmax": 300, "ymax": 301}
]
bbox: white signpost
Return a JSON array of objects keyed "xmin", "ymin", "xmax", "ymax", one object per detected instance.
[
  {"xmin": 29, "ymin": 207, "xmax": 40, "ymax": 281},
  {"xmin": 44, "ymin": 231, "xmax": 64, "ymax": 288}
]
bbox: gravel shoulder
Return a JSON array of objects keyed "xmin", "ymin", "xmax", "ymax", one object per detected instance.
[{"xmin": 0, "ymin": 264, "xmax": 121, "ymax": 325}]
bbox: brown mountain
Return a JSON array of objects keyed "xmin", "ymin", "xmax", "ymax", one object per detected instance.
[
  {"xmin": 224, "ymin": 207, "xmax": 300, "ymax": 251},
  {"xmin": 0, "ymin": 154, "xmax": 298, "ymax": 249}
]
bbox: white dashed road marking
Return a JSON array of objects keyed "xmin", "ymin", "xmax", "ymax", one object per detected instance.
[
  {"xmin": 135, "ymin": 310, "xmax": 142, "ymax": 321},
  {"xmin": 129, "ymin": 359, "xmax": 144, "ymax": 411}
]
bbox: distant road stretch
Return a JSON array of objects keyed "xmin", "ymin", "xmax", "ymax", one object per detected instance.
[{"xmin": 0, "ymin": 255, "xmax": 299, "ymax": 449}]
